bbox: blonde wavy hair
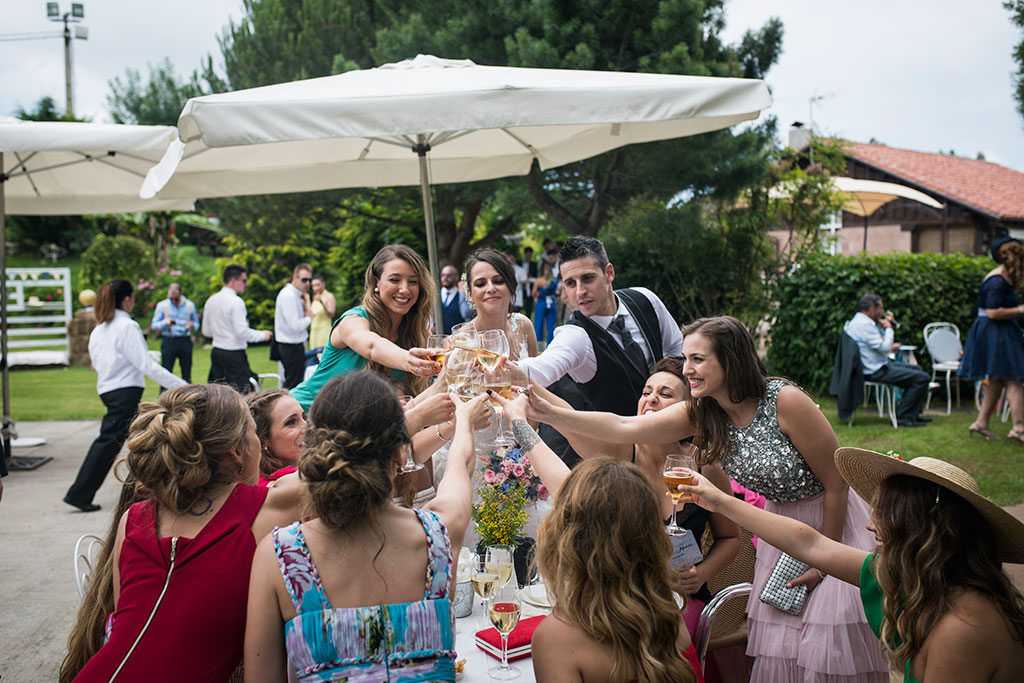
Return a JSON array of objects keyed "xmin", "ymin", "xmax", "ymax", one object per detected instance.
[
  {"xmin": 536, "ymin": 458, "xmax": 696, "ymax": 683},
  {"xmin": 997, "ymin": 240, "xmax": 1024, "ymax": 289},
  {"xmin": 300, "ymin": 372, "xmax": 411, "ymax": 530},
  {"xmin": 872, "ymin": 475, "xmax": 1024, "ymax": 672},
  {"xmin": 361, "ymin": 244, "xmax": 434, "ymax": 394},
  {"xmin": 126, "ymin": 384, "xmax": 249, "ymax": 514}
]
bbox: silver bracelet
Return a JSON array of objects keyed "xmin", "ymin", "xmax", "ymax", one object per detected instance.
[
  {"xmin": 434, "ymin": 421, "xmax": 453, "ymax": 443},
  {"xmin": 813, "ymin": 567, "xmax": 825, "ymax": 580}
]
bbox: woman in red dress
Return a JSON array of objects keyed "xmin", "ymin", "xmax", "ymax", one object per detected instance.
[{"xmin": 71, "ymin": 383, "xmax": 303, "ymax": 682}]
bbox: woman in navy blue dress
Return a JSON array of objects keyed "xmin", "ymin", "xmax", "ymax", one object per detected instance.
[{"xmin": 959, "ymin": 236, "xmax": 1024, "ymax": 441}]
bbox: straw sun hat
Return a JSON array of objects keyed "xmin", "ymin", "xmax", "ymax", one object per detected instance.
[{"xmin": 834, "ymin": 447, "xmax": 1024, "ymax": 564}]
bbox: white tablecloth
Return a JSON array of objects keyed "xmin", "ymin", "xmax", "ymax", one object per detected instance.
[{"xmin": 453, "ymin": 590, "xmax": 550, "ymax": 682}]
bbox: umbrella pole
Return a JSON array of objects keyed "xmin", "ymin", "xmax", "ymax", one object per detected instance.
[
  {"xmin": 415, "ymin": 135, "xmax": 444, "ymax": 332},
  {"xmin": 0, "ymin": 154, "xmax": 50, "ymax": 471}
]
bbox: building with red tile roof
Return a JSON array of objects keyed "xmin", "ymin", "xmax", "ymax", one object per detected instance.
[{"xmin": 841, "ymin": 141, "xmax": 1024, "ymax": 254}]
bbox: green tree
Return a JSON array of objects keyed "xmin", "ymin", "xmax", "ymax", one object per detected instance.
[
  {"xmin": 14, "ymin": 95, "xmax": 85, "ymax": 122},
  {"xmin": 107, "ymin": 59, "xmax": 206, "ymax": 126},
  {"xmin": 1008, "ymin": 0, "xmax": 1024, "ymax": 124}
]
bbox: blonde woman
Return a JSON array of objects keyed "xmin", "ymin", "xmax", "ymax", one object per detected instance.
[
  {"xmin": 308, "ymin": 274, "xmax": 336, "ymax": 350},
  {"xmin": 291, "ymin": 244, "xmax": 442, "ymax": 411}
]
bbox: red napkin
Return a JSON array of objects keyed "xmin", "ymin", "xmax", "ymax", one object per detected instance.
[{"xmin": 474, "ymin": 615, "xmax": 546, "ymax": 661}]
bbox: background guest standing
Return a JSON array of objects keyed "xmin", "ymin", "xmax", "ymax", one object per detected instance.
[
  {"xmin": 150, "ymin": 282, "xmax": 198, "ymax": 388},
  {"xmin": 308, "ymin": 274, "xmax": 336, "ymax": 351},
  {"xmin": 518, "ymin": 246, "xmax": 538, "ymax": 318},
  {"xmin": 203, "ymin": 264, "xmax": 271, "ymax": 394},
  {"xmin": 64, "ymin": 280, "xmax": 186, "ymax": 513},
  {"xmin": 274, "ymin": 264, "xmax": 313, "ymax": 389},
  {"xmin": 439, "ymin": 264, "xmax": 471, "ymax": 334}
]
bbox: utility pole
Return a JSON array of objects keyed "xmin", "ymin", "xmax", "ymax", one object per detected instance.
[{"xmin": 46, "ymin": 2, "xmax": 87, "ymax": 117}]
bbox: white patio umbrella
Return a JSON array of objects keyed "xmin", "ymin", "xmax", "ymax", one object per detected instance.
[
  {"xmin": 142, "ymin": 54, "xmax": 771, "ymax": 325},
  {"xmin": 0, "ymin": 117, "xmax": 194, "ymax": 469},
  {"xmin": 830, "ymin": 177, "xmax": 944, "ymax": 252}
]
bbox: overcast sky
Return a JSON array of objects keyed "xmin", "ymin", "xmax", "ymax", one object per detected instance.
[{"xmin": 3, "ymin": 0, "xmax": 1022, "ymax": 170}]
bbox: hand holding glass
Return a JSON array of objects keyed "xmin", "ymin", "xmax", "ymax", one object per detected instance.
[{"xmin": 664, "ymin": 453, "xmax": 696, "ymax": 536}]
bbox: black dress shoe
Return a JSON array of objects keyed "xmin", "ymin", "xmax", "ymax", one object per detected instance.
[
  {"xmin": 915, "ymin": 416, "xmax": 933, "ymax": 423},
  {"xmin": 897, "ymin": 419, "xmax": 927, "ymax": 427},
  {"xmin": 64, "ymin": 496, "xmax": 101, "ymax": 512}
]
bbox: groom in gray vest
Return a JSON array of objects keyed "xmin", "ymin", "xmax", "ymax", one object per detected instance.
[{"xmin": 516, "ymin": 235, "xmax": 683, "ymax": 464}]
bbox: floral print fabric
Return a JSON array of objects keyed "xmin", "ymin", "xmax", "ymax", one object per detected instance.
[{"xmin": 272, "ymin": 510, "xmax": 456, "ymax": 682}]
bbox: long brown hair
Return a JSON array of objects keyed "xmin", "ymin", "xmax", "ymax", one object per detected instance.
[
  {"xmin": 464, "ymin": 248, "xmax": 516, "ymax": 315},
  {"xmin": 872, "ymin": 475, "xmax": 1024, "ymax": 671},
  {"xmin": 683, "ymin": 316, "xmax": 767, "ymax": 465},
  {"xmin": 246, "ymin": 389, "xmax": 294, "ymax": 477},
  {"xmin": 361, "ymin": 244, "xmax": 434, "ymax": 394},
  {"xmin": 537, "ymin": 459, "xmax": 696, "ymax": 683},
  {"xmin": 93, "ymin": 280, "xmax": 134, "ymax": 323},
  {"xmin": 59, "ymin": 478, "xmax": 142, "ymax": 682},
  {"xmin": 997, "ymin": 241, "xmax": 1024, "ymax": 289}
]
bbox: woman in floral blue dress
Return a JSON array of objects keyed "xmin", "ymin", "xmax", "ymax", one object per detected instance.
[{"xmin": 244, "ymin": 372, "xmax": 485, "ymax": 682}]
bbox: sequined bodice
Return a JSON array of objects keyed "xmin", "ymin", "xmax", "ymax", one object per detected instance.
[{"xmin": 720, "ymin": 379, "xmax": 824, "ymax": 503}]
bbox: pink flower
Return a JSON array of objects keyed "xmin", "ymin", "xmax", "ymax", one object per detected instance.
[
  {"xmin": 538, "ymin": 485, "xmax": 549, "ymax": 501},
  {"xmin": 501, "ymin": 459, "xmax": 514, "ymax": 474},
  {"xmin": 170, "ymin": 270, "xmax": 182, "ymax": 276},
  {"xmin": 494, "ymin": 472, "xmax": 507, "ymax": 484},
  {"xmin": 484, "ymin": 469, "xmax": 496, "ymax": 483},
  {"xmin": 522, "ymin": 456, "xmax": 530, "ymax": 468},
  {"xmin": 159, "ymin": 267, "xmax": 167, "ymax": 273},
  {"xmin": 512, "ymin": 464, "xmax": 526, "ymax": 478}
]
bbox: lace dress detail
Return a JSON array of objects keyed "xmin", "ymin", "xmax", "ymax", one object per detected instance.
[
  {"xmin": 507, "ymin": 313, "xmax": 532, "ymax": 361},
  {"xmin": 720, "ymin": 379, "xmax": 824, "ymax": 503},
  {"xmin": 272, "ymin": 510, "xmax": 456, "ymax": 682}
]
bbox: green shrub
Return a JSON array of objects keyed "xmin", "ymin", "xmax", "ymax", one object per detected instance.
[
  {"xmin": 82, "ymin": 234, "xmax": 155, "ymax": 287},
  {"xmin": 768, "ymin": 252, "xmax": 991, "ymax": 394}
]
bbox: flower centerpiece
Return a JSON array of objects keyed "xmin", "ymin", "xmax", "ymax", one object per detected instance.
[{"xmin": 472, "ymin": 445, "xmax": 549, "ymax": 547}]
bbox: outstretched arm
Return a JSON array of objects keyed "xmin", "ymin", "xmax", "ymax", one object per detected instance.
[
  {"xmin": 526, "ymin": 389, "xmax": 694, "ymax": 445},
  {"xmin": 528, "ymin": 383, "xmax": 631, "ymax": 461},
  {"xmin": 681, "ymin": 472, "xmax": 868, "ymax": 586},
  {"xmin": 495, "ymin": 392, "xmax": 571, "ymax": 498}
]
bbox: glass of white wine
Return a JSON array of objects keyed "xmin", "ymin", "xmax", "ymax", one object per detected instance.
[
  {"xmin": 471, "ymin": 554, "xmax": 499, "ymax": 622},
  {"xmin": 486, "ymin": 544, "xmax": 515, "ymax": 587},
  {"xmin": 451, "ymin": 321, "xmax": 478, "ymax": 350},
  {"xmin": 483, "ymin": 366, "xmax": 515, "ymax": 445},
  {"xmin": 477, "ymin": 328, "xmax": 510, "ymax": 372},
  {"xmin": 487, "ymin": 579, "xmax": 522, "ymax": 679},
  {"xmin": 444, "ymin": 347, "xmax": 477, "ymax": 402}
]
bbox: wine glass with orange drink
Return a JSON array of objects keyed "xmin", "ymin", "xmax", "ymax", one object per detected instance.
[{"xmin": 663, "ymin": 452, "xmax": 696, "ymax": 536}]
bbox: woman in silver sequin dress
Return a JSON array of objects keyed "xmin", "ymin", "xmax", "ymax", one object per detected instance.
[{"xmin": 524, "ymin": 316, "xmax": 888, "ymax": 683}]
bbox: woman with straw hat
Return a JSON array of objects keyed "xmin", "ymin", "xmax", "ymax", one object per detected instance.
[{"xmin": 680, "ymin": 448, "xmax": 1024, "ymax": 683}]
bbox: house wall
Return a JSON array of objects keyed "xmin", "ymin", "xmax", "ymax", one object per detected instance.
[
  {"xmin": 916, "ymin": 225, "xmax": 976, "ymax": 254},
  {"xmin": 842, "ymin": 223, "xmax": 911, "ymax": 254}
]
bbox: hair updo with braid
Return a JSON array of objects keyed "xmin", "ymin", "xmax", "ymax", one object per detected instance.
[
  {"xmin": 126, "ymin": 384, "xmax": 249, "ymax": 514},
  {"xmin": 301, "ymin": 371, "xmax": 412, "ymax": 529}
]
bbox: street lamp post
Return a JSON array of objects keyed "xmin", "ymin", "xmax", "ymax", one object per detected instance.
[{"xmin": 46, "ymin": 2, "xmax": 86, "ymax": 117}]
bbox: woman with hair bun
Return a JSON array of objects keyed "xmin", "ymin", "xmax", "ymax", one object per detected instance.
[
  {"xmin": 959, "ymin": 235, "xmax": 1024, "ymax": 441},
  {"xmin": 71, "ymin": 383, "xmax": 303, "ymax": 682},
  {"xmin": 245, "ymin": 371, "xmax": 484, "ymax": 683},
  {"xmin": 64, "ymin": 280, "xmax": 187, "ymax": 513}
]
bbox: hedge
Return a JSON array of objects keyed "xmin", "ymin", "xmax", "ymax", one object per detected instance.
[{"xmin": 767, "ymin": 252, "xmax": 993, "ymax": 394}]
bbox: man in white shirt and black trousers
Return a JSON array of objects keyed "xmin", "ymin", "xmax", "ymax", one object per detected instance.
[
  {"xmin": 516, "ymin": 235, "xmax": 683, "ymax": 465},
  {"xmin": 274, "ymin": 264, "xmax": 313, "ymax": 389},
  {"xmin": 202, "ymin": 264, "xmax": 272, "ymax": 394}
]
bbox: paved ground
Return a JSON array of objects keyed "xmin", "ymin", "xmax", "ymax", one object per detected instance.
[{"xmin": 2, "ymin": 420, "xmax": 1023, "ymax": 682}]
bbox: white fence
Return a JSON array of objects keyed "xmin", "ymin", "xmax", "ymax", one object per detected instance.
[{"xmin": 4, "ymin": 267, "xmax": 72, "ymax": 366}]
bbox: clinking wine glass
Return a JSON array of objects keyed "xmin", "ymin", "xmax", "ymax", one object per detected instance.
[
  {"xmin": 427, "ymin": 334, "xmax": 451, "ymax": 368},
  {"xmin": 663, "ymin": 453, "xmax": 696, "ymax": 535},
  {"xmin": 487, "ymin": 579, "xmax": 522, "ymax": 679},
  {"xmin": 477, "ymin": 328, "xmax": 510, "ymax": 371},
  {"xmin": 483, "ymin": 366, "xmax": 515, "ymax": 446},
  {"xmin": 472, "ymin": 553, "xmax": 499, "ymax": 620},
  {"xmin": 451, "ymin": 321, "xmax": 479, "ymax": 350},
  {"xmin": 445, "ymin": 347, "xmax": 477, "ymax": 401}
]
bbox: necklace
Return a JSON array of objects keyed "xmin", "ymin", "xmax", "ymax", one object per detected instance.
[{"xmin": 187, "ymin": 496, "xmax": 214, "ymax": 516}]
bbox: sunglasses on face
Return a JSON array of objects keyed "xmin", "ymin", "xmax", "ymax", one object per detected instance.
[{"xmin": 300, "ymin": 278, "xmax": 312, "ymax": 284}]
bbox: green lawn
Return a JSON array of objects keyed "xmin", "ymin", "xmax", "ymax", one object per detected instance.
[
  {"xmin": 8, "ymin": 361, "xmax": 1023, "ymax": 505},
  {"xmin": 7, "ymin": 341, "xmax": 279, "ymax": 420}
]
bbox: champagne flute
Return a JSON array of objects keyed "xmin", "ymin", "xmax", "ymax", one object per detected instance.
[
  {"xmin": 477, "ymin": 328, "xmax": 510, "ymax": 371},
  {"xmin": 445, "ymin": 347, "xmax": 476, "ymax": 401},
  {"xmin": 486, "ymin": 544, "xmax": 515, "ymax": 588},
  {"xmin": 663, "ymin": 453, "xmax": 696, "ymax": 536},
  {"xmin": 484, "ymin": 366, "xmax": 515, "ymax": 445},
  {"xmin": 397, "ymin": 395, "xmax": 423, "ymax": 473},
  {"xmin": 451, "ymin": 322, "xmax": 478, "ymax": 350},
  {"xmin": 487, "ymin": 580, "xmax": 522, "ymax": 679}
]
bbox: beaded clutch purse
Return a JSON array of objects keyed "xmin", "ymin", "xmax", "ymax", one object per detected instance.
[{"xmin": 758, "ymin": 551, "xmax": 810, "ymax": 616}]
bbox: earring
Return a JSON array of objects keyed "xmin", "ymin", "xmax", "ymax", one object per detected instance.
[
  {"xmin": 238, "ymin": 459, "xmax": 245, "ymax": 473},
  {"xmin": 467, "ymin": 296, "xmax": 477, "ymax": 311},
  {"xmin": 374, "ymin": 287, "xmax": 379, "ymax": 293}
]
